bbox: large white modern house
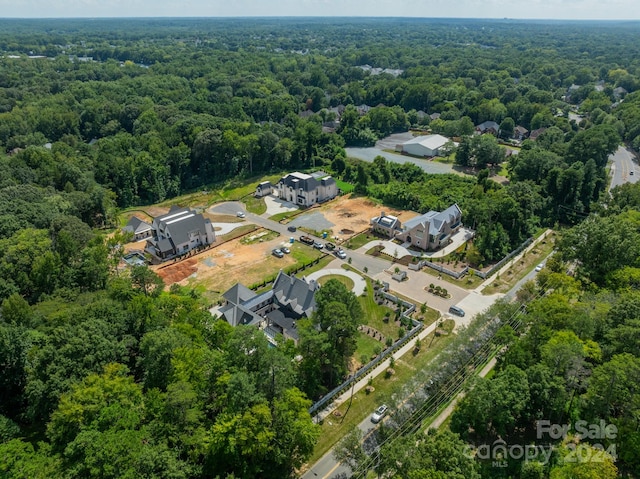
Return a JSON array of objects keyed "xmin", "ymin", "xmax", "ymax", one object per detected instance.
[{"xmin": 276, "ymin": 171, "xmax": 338, "ymax": 207}]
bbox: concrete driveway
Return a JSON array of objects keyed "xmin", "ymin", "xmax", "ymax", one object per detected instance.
[{"xmin": 263, "ymin": 195, "xmax": 298, "ymax": 217}]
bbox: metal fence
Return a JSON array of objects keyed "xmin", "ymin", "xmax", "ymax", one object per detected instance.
[
  {"xmin": 308, "ymin": 299, "xmax": 422, "ymax": 416},
  {"xmin": 471, "ymin": 237, "xmax": 534, "ymax": 279}
]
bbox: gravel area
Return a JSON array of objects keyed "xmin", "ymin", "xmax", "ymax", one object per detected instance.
[{"xmin": 289, "ymin": 211, "xmax": 335, "ymax": 232}]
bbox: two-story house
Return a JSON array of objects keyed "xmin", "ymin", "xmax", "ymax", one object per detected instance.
[
  {"xmin": 213, "ymin": 271, "xmax": 319, "ymax": 345},
  {"xmin": 276, "ymin": 171, "xmax": 337, "ymax": 207},
  {"xmin": 396, "ymin": 204, "xmax": 462, "ymax": 251},
  {"xmin": 145, "ymin": 206, "xmax": 216, "ymax": 261}
]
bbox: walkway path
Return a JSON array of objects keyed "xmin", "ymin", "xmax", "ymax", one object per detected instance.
[{"xmin": 359, "ymin": 227, "xmax": 474, "ymax": 260}]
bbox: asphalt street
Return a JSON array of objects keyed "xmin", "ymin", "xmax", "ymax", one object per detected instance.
[{"xmin": 609, "ymin": 145, "xmax": 639, "ymax": 190}]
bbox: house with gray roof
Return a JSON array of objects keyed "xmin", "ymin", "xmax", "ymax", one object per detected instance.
[
  {"xmin": 396, "ymin": 204, "xmax": 462, "ymax": 251},
  {"xmin": 214, "ymin": 271, "xmax": 319, "ymax": 344},
  {"xmin": 123, "ymin": 216, "xmax": 153, "ymax": 241},
  {"xmin": 276, "ymin": 171, "xmax": 337, "ymax": 207},
  {"xmin": 370, "ymin": 211, "xmax": 402, "ymax": 238},
  {"xmin": 145, "ymin": 206, "xmax": 215, "ymax": 261},
  {"xmin": 255, "ymin": 180, "xmax": 273, "ymax": 197},
  {"xmin": 476, "ymin": 121, "xmax": 500, "ymax": 135}
]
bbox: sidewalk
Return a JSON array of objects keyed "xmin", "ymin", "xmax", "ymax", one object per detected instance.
[
  {"xmin": 473, "ymin": 229, "xmax": 553, "ymax": 293},
  {"xmin": 311, "ymin": 229, "xmax": 553, "ymax": 422}
]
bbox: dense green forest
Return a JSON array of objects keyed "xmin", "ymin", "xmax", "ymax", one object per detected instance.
[{"xmin": 1, "ymin": 17, "xmax": 640, "ymax": 479}]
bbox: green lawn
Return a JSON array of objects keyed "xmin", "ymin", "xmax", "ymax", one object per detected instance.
[
  {"xmin": 308, "ymin": 330, "xmax": 456, "ymax": 464},
  {"xmin": 318, "ymin": 274, "xmax": 354, "ymax": 290},
  {"xmin": 269, "ymin": 210, "xmax": 298, "ymax": 222},
  {"xmin": 344, "ymin": 232, "xmax": 381, "ymax": 250},
  {"xmin": 241, "ymin": 195, "xmax": 267, "ymax": 215},
  {"xmin": 335, "ymin": 179, "xmax": 355, "ymax": 193}
]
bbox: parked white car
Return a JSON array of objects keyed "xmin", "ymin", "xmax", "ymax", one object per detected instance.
[{"xmin": 371, "ymin": 404, "xmax": 388, "ymax": 423}]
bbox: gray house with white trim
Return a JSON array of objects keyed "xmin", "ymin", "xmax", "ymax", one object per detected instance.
[
  {"xmin": 145, "ymin": 206, "xmax": 215, "ymax": 261},
  {"xmin": 123, "ymin": 216, "xmax": 153, "ymax": 241},
  {"xmin": 214, "ymin": 271, "xmax": 319, "ymax": 344},
  {"xmin": 276, "ymin": 171, "xmax": 338, "ymax": 207}
]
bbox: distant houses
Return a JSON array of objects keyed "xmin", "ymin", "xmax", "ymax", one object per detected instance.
[
  {"xmin": 213, "ymin": 271, "xmax": 319, "ymax": 344},
  {"xmin": 371, "ymin": 204, "xmax": 463, "ymax": 252},
  {"xmin": 276, "ymin": 171, "xmax": 338, "ymax": 207},
  {"xmin": 475, "ymin": 121, "xmax": 500, "ymax": 136},
  {"xmin": 144, "ymin": 206, "xmax": 216, "ymax": 261}
]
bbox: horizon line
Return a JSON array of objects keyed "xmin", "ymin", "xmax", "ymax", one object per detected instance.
[{"xmin": 0, "ymin": 16, "xmax": 638, "ymax": 22}]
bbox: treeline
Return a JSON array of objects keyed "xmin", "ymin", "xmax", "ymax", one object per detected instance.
[{"xmin": 342, "ymin": 183, "xmax": 640, "ymax": 479}]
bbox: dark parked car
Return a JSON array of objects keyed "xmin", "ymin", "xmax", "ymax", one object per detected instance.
[
  {"xmin": 287, "ymin": 225, "xmax": 297, "ymax": 232},
  {"xmin": 324, "ymin": 242, "xmax": 336, "ymax": 250}
]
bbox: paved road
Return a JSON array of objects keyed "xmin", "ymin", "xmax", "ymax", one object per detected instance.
[
  {"xmin": 301, "ymin": 232, "xmax": 555, "ymax": 479},
  {"xmin": 346, "ymin": 147, "xmax": 456, "ymax": 175},
  {"xmin": 609, "ymin": 145, "xmax": 639, "ymax": 191}
]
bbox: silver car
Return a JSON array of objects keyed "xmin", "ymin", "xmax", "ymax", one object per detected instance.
[{"xmin": 371, "ymin": 404, "xmax": 388, "ymax": 423}]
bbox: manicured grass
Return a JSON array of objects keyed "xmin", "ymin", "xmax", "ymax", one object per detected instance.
[
  {"xmin": 290, "ymin": 244, "xmax": 325, "ymax": 264},
  {"xmin": 335, "ymin": 179, "xmax": 355, "ymax": 193},
  {"xmin": 482, "ymin": 231, "xmax": 556, "ymax": 295},
  {"xmin": 355, "ymin": 334, "xmax": 384, "ymax": 367},
  {"xmin": 308, "ymin": 330, "xmax": 456, "ymax": 464},
  {"xmin": 241, "ymin": 195, "xmax": 267, "ymax": 215},
  {"xmin": 357, "ymin": 279, "xmax": 397, "ymax": 339},
  {"xmin": 344, "ymin": 232, "xmax": 381, "ymax": 250},
  {"xmin": 269, "ymin": 210, "xmax": 298, "ymax": 222},
  {"xmin": 318, "ymin": 274, "xmax": 355, "ymax": 290}
]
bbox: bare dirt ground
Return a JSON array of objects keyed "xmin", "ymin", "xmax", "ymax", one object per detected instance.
[
  {"xmin": 152, "ymin": 196, "xmax": 415, "ymax": 300},
  {"xmin": 153, "ymin": 231, "xmax": 297, "ymax": 299},
  {"xmin": 315, "ymin": 195, "xmax": 416, "ymax": 237}
]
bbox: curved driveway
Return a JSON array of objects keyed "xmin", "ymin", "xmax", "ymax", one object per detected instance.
[{"xmin": 304, "ymin": 268, "xmax": 367, "ymax": 296}]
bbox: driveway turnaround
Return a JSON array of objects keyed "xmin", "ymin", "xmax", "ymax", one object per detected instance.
[
  {"xmin": 304, "ymin": 268, "xmax": 366, "ymax": 296},
  {"xmin": 263, "ymin": 195, "xmax": 298, "ymax": 217}
]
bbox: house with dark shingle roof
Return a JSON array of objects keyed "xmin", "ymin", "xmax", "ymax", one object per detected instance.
[
  {"xmin": 213, "ymin": 271, "xmax": 319, "ymax": 344},
  {"xmin": 396, "ymin": 204, "xmax": 462, "ymax": 251},
  {"xmin": 144, "ymin": 206, "xmax": 215, "ymax": 261},
  {"xmin": 123, "ymin": 216, "xmax": 153, "ymax": 241},
  {"xmin": 255, "ymin": 180, "xmax": 273, "ymax": 197},
  {"xmin": 475, "ymin": 121, "xmax": 500, "ymax": 136},
  {"xmin": 370, "ymin": 211, "xmax": 402, "ymax": 238},
  {"xmin": 276, "ymin": 171, "xmax": 337, "ymax": 207}
]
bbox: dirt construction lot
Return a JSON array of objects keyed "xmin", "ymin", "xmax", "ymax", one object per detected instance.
[
  {"xmin": 153, "ymin": 196, "xmax": 415, "ymax": 301},
  {"xmin": 310, "ymin": 196, "xmax": 416, "ymax": 237}
]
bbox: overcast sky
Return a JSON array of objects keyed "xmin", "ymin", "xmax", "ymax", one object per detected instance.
[{"xmin": 0, "ymin": 0, "xmax": 637, "ymax": 20}]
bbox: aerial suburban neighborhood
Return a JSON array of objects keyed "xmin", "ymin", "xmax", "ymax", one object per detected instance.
[{"xmin": 3, "ymin": 16, "xmax": 640, "ymax": 479}]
